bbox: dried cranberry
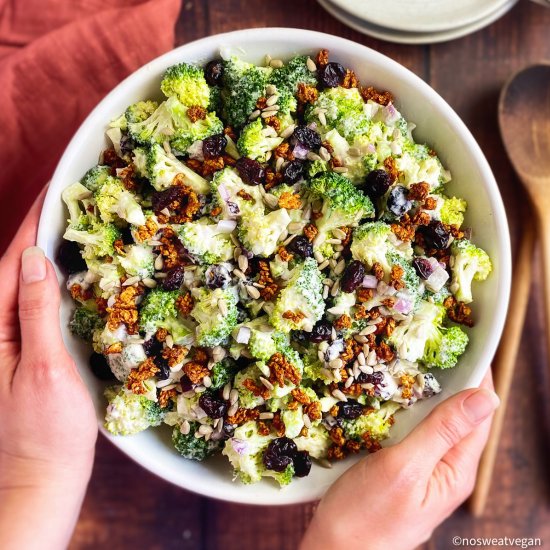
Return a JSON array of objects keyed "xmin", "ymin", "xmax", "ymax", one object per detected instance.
[
  {"xmin": 356, "ymin": 370, "xmax": 385, "ymax": 386},
  {"xmin": 120, "ymin": 134, "xmax": 136, "ymax": 156},
  {"xmin": 222, "ymin": 422, "xmax": 236, "ymax": 439},
  {"xmin": 308, "ymin": 320, "xmax": 333, "ymax": 343},
  {"xmin": 89, "ymin": 352, "xmax": 115, "ymax": 381},
  {"xmin": 293, "ymin": 450, "xmax": 312, "ymax": 477},
  {"xmin": 340, "ymin": 260, "xmax": 366, "ymax": 293},
  {"xmin": 413, "ymin": 257, "xmax": 434, "ymax": 279},
  {"xmin": 119, "ymin": 225, "xmax": 134, "ymax": 245},
  {"xmin": 56, "ymin": 241, "xmax": 87, "ymax": 275},
  {"xmin": 263, "ymin": 437, "xmax": 298, "ymax": 472},
  {"xmin": 180, "ymin": 376, "xmax": 194, "ymax": 393},
  {"xmin": 235, "ymin": 157, "xmax": 265, "ymax": 186},
  {"xmin": 387, "ymin": 186, "xmax": 412, "ymax": 217},
  {"xmin": 154, "ymin": 355, "xmax": 171, "ymax": 380},
  {"xmin": 419, "ymin": 221, "xmax": 451, "ymax": 250},
  {"xmin": 203, "ymin": 134, "xmax": 227, "ymax": 159},
  {"xmin": 152, "ymin": 186, "xmax": 182, "ymax": 214},
  {"xmin": 204, "ymin": 60, "xmax": 224, "ymax": 86},
  {"xmin": 287, "ymin": 236, "xmax": 313, "ymax": 258},
  {"xmin": 362, "ymin": 169, "xmax": 392, "ymax": 198},
  {"xmin": 162, "ymin": 265, "xmax": 185, "ymax": 290},
  {"xmin": 292, "ymin": 126, "xmax": 322, "ymax": 150},
  {"xmin": 205, "ymin": 264, "xmax": 231, "ymax": 289},
  {"xmin": 318, "ymin": 62, "xmax": 347, "ymax": 88},
  {"xmin": 282, "ymin": 160, "xmax": 305, "ymax": 184},
  {"xmin": 336, "ymin": 400, "xmax": 363, "ymax": 420},
  {"xmin": 143, "ymin": 337, "xmax": 163, "ymax": 358},
  {"xmin": 199, "ymin": 393, "xmax": 229, "ymax": 419}
]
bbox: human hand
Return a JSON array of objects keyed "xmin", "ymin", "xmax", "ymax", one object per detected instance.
[
  {"xmin": 0, "ymin": 191, "xmax": 97, "ymax": 549},
  {"xmin": 301, "ymin": 371, "xmax": 498, "ymax": 550}
]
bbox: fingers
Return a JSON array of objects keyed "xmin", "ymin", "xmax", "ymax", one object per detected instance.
[
  {"xmin": 18, "ymin": 247, "xmax": 66, "ymax": 365},
  {"xmin": 399, "ymin": 385, "xmax": 500, "ymax": 475}
]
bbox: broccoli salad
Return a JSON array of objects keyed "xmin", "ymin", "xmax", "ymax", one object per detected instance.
[{"xmin": 58, "ymin": 49, "xmax": 493, "ymax": 486}]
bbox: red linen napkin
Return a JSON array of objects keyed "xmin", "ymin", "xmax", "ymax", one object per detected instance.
[{"xmin": 0, "ymin": 0, "xmax": 181, "ymax": 252}]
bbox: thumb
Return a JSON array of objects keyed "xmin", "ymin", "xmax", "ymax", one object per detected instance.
[
  {"xmin": 18, "ymin": 246, "xmax": 66, "ymax": 363},
  {"xmin": 399, "ymin": 387, "xmax": 499, "ymax": 474}
]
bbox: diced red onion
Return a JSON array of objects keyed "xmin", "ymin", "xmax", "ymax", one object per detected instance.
[
  {"xmin": 230, "ymin": 438, "xmax": 248, "ymax": 455},
  {"xmin": 216, "ymin": 220, "xmax": 237, "ymax": 233},
  {"xmin": 293, "ymin": 142, "xmax": 309, "ymax": 159},
  {"xmin": 425, "ymin": 265, "xmax": 450, "ymax": 292},
  {"xmin": 218, "ymin": 183, "xmax": 230, "ymax": 201},
  {"xmin": 366, "ymin": 143, "xmax": 376, "ymax": 154},
  {"xmin": 382, "ymin": 103, "xmax": 400, "ymax": 125},
  {"xmin": 236, "ymin": 326, "xmax": 251, "ymax": 344},
  {"xmin": 394, "ymin": 297, "xmax": 413, "ymax": 315},
  {"xmin": 307, "ymin": 122, "xmax": 318, "ymax": 131},
  {"xmin": 391, "ymin": 142, "xmax": 402, "ymax": 155},
  {"xmin": 362, "ymin": 275, "xmax": 378, "ymax": 288}
]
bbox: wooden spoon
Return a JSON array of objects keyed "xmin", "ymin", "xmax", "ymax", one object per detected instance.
[{"xmin": 469, "ymin": 64, "xmax": 550, "ymax": 515}]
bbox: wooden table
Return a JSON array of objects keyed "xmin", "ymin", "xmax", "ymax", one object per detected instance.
[{"xmin": 70, "ymin": 1, "xmax": 550, "ymax": 548}]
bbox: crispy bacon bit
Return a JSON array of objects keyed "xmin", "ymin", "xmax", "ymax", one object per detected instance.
[
  {"xmin": 354, "ymin": 305, "xmax": 368, "ymax": 320},
  {"xmin": 222, "ymin": 154, "xmax": 237, "ymax": 167},
  {"xmin": 134, "ymin": 217, "xmax": 158, "ymax": 243},
  {"xmin": 272, "ymin": 412, "xmax": 286, "ymax": 437},
  {"xmin": 360, "ymin": 86, "xmax": 394, "ymax": 106},
  {"xmin": 346, "ymin": 440, "xmax": 362, "ymax": 454},
  {"xmin": 278, "ymin": 246, "xmax": 294, "ymax": 262},
  {"xmin": 186, "ymin": 158, "xmax": 203, "ymax": 173},
  {"xmin": 210, "ymin": 206, "xmax": 222, "ymax": 217},
  {"xmin": 330, "ymin": 427, "xmax": 346, "ymax": 447},
  {"xmin": 107, "ymin": 285, "xmax": 142, "ymax": 334},
  {"xmin": 162, "ymin": 345, "xmax": 188, "ymax": 367},
  {"xmin": 303, "ymin": 401, "xmax": 322, "ymax": 421},
  {"xmin": 268, "ymin": 352, "xmax": 301, "ymax": 388},
  {"xmin": 70, "ymin": 284, "xmax": 92, "ymax": 302},
  {"xmin": 444, "ymin": 296, "xmax": 475, "ymax": 327},
  {"xmin": 282, "ymin": 310, "xmax": 305, "ymax": 325},
  {"xmin": 159, "ymin": 388, "xmax": 177, "ymax": 409},
  {"xmin": 383, "ymin": 156, "xmax": 400, "ymax": 182},
  {"xmin": 243, "ymin": 378, "xmax": 271, "ymax": 399},
  {"xmin": 287, "ymin": 400, "xmax": 300, "ymax": 411},
  {"xmin": 356, "ymin": 288, "xmax": 374, "ymax": 303},
  {"xmin": 375, "ymin": 342, "xmax": 395, "ymax": 362},
  {"xmin": 343, "ymin": 382, "xmax": 367, "ymax": 397},
  {"xmin": 264, "ymin": 116, "xmax": 281, "ymax": 132},
  {"xmin": 168, "ymin": 176, "xmax": 201, "ymax": 223},
  {"xmin": 372, "ymin": 262, "xmax": 385, "ymax": 281},
  {"xmin": 334, "ymin": 314, "xmax": 352, "ymax": 330},
  {"xmin": 341, "ymin": 70, "xmax": 358, "ymax": 89},
  {"xmin": 303, "ymin": 223, "xmax": 319, "ymax": 242},
  {"xmin": 340, "ymin": 338, "xmax": 357, "ymax": 364},
  {"xmin": 224, "ymin": 126, "xmax": 237, "ymax": 141},
  {"xmin": 400, "ymin": 374, "xmax": 416, "ymax": 400},
  {"xmin": 154, "ymin": 329, "xmax": 167, "ymax": 343},
  {"xmin": 158, "ymin": 227, "xmax": 185, "ymax": 269},
  {"xmin": 362, "ymin": 432, "xmax": 382, "ymax": 452},
  {"xmin": 408, "ymin": 182, "xmax": 430, "ymax": 201},
  {"xmin": 187, "ymin": 105, "xmax": 207, "ymax": 122},
  {"xmin": 328, "ymin": 445, "xmax": 346, "ymax": 460},
  {"xmin": 175, "ymin": 293, "xmax": 194, "ymax": 317},
  {"xmin": 237, "ymin": 189, "xmax": 254, "ymax": 201},
  {"xmin": 339, "ymin": 226, "xmax": 352, "ymax": 247},
  {"xmin": 329, "ymin": 156, "xmax": 344, "ymax": 169},
  {"xmin": 102, "ymin": 148, "xmax": 126, "ymax": 171},
  {"xmin": 202, "ymin": 156, "xmax": 225, "ymax": 176},
  {"xmin": 423, "ymin": 197, "xmax": 437, "ymax": 210},
  {"xmin": 127, "ymin": 358, "xmax": 159, "ymax": 394},
  {"xmin": 96, "ymin": 297, "xmax": 108, "ymax": 316},
  {"xmin": 114, "ymin": 239, "xmax": 125, "ymax": 256},
  {"xmin": 105, "ymin": 342, "xmax": 123, "ymax": 354},
  {"xmin": 278, "ymin": 191, "xmax": 302, "ymax": 210},
  {"xmin": 297, "ymin": 82, "xmax": 319, "ymax": 104},
  {"xmin": 316, "ymin": 49, "xmax": 329, "ymax": 67},
  {"xmin": 192, "ymin": 348, "xmax": 209, "ymax": 364},
  {"xmin": 391, "ymin": 219, "xmax": 415, "ymax": 242},
  {"xmin": 381, "ymin": 297, "xmax": 397, "ymax": 308},
  {"xmin": 274, "ymin": 142, "xmax": 295, "ymax": 160},
  {"xmin": 411, "ymin": 211, "xmax": 431, "ymax": 226},
  {"xmin": 322, "ymin": 141, "xmax": 334, "ymax": 154},
  {"xmin": 291, "ymin": 388, "xmax": 312, "ymax": 405},
  {"xmin": 227, "ymin": 408, "xmax": 260, "ymax": 426},
  {"xmin": 390, "ymin": 265, "xmax": 405, "ymax": 290},
  {"xmin": 258, "ymin": 421, "xmax": 271, "ymax": 436},
  {"xmin": 117, "ymin": 165, "xmax": 138, "ymax": 191},
  {"xmin": 384, "ymin": 317, "xmax": 396, "ymax": 338},
  {"xmin": 256, "ymin": 96, "xmax": 267, "ymax": 110},
  {"xmin": 183, "ymin": 361, "xmax": 209, "ymax": 384},
  {"xmin": 449, "ymin": 224, "xmax": 465, "ymax": 239},
  {"xmin": 299, "ymin": 426, "xmax": 309, "ymax": 437},
  {"xmin": 258, "ymin": 260, "xmax": 278, "ymax": 301},
  {"xmin": 264, "ymin": 167, "xmax": 283, "ymax": 191}
]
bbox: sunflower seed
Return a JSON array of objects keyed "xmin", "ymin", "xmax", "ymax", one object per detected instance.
[
  {"xmin": 329, "ymin": 358, "xmax": 343, "ymax": 369},
  {"xmin": 198, "ymin": 424, "xmax": 213, "ymax": 436},
  {"xmin": 247, "ymin": 285, "xmax": 261, "ymax": 299},
  {"xmin": 264, "ymin": 194, "xmax": 279, "ymax": 209},
  {"xmin": 227, "ymin": 403, "xmax": 239, "ymax": 417},
  {"xmin": 165, "ymin": 335, "xmax": 174, "ymax": 349},
  {"xmin": 330, "ymin": 280, "xmax": 340, "ymax": 296},
  {"xmin": 363, "ymin": 344, "xmax": 371, "ymax": 356},
  {"xmin": 318, "ymin": 260, "xmax": 330, "ymax": 271},
  {"xmin": 218, "ymin": 299, "xmax": 228, "ymax": 316},
  {"xmin": 180, "ymin": 420, "xmax": 191, "ymax": 435},
  {"xmin": 318, "ymin": 111, "xmax": 327, "ymax": 126},
  {"xmin": 332, "ymin": 228, "xmax": 347, "ymax": 240},
  {"xmin": 314, "ymin": 251, "xmax": 324, "ymax": 263},
  {"xmin": 270, "ymin": 59, "xmax": 284, "ymax": 68},
  {"xmin": 288, "ymin": 221, "xmax": 303, "ymax": 234},
  {"xmin": 319, "ymin": 146, "xmax": 331, "ymax": 161},
  {"xmin": 306, "ymin": 151, "xmax": 322, "ymax": 162},
  {"xmin": 333, "ymin": 166, "xmax": 348, "ymax": 173},
  {"xmin": 233, "ymin": 268, "xmax": 246, "ymax": 280},
  {"xmin": 229, "ymin": 389, "xmax": 239, "ymax": 404},
  {"xmin": 323, "ymin": 285, "xmax": 329, "ymax": 299},
  {"xmin": 122, "ymin": 276, "xmax": 140, "ymax": 286},
  {"xmin": 332, "ymin": 389, "xmax": 348, "ymax": 402},
  {"xmin": 259, "ymin": 376, "xmax": 274, "ymax": 390},
  {"xmin": 367, "ymin": 350, "xmax": 378, "ymax": 365},
  {"xmin": 142, "ymin": 278, "xmax": 157, "ymax": 288},
  {"xmin": 280, "ymin": 124, "xmax": 296, "ymax": 139},
  {"xmin": 260, "ymin": 412, "xmax": 275, "ymax": 420},
  {"xmin": 266, "ymin": 94, "xmax": 279, "ymax": 107},
  {"xmin": 154, "ymin": 255, "xmax": 164, "ymax": 270},
  {"xmin": 276, "ymin": 156, "xmax": 285, "ymax": 172},
  {"xmin": 318, "ymin": 350, "xmax": 326, "ymax": 362},
  {"xmin": 266, "ymin": 84, "xmax": 277, "ymax": 95},
  {"xmin": 354, "ymin": 335, "xmax": 368, "ymax": 344},
  {"xmin": 357, "ymin": 352, "xmax": 366, "ymax": 366},
  {"xmin": 238, "ymin": 254, "xmax": 249, "ymax": 272},
  {"xmin": 306, "ymin": 57, "xmax": 317, "ymax": 72},
  {"xmin": 303, "ymin": 414, "xmax": 312, "ymax": 429},
  {"xmin": 222, "ymin": 383, "xmax": 232, "ymax": 401},
  {"xmin": 345, "ymin": 376, "xmax": 355, "ymax": 389},
  {"xmin": 203, "ymin": 375, "xmax": 212, "ymax": 388}
]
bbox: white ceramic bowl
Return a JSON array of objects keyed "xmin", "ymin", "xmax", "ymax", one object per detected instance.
[{"xmin": 37, "ymin": 28, "xmax": 511, "ymax": 505}]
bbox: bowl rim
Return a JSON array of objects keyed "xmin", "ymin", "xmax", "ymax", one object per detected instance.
[{"xmin": 38, "ymin": 27, "xmax": 511, "ymax": 505}]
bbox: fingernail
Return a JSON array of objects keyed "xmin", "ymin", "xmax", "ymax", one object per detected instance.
[
  {"xmin": 22, "ymin": 247, "xmax": 46, "ymax": 283},
  {"xmin": 463, "ymin": 389, "xmax": 500, "ymax": 423}
]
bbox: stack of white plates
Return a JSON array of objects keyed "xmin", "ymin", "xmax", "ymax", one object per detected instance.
[{"xmin": 318, "ymin": 0, "xmax": 519, "ymax": 44}]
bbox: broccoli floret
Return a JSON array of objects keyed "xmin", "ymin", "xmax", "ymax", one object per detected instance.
[
  {"xmin": 222, "ymin": 57, "xmax": 272, "ymax": 128},
  {"xmin": 209, "ymin": 357, "xmax": 240, "ymax": 390},
  {"xmin": 305, "ymin": 87, "xmax": 370, "ymax": 141},
  {"xmin": 394, "ymin": 148, "xmax": 446, "ymax": 190},
  {"xmin": 233, "ymin": 365, "xmax": 267, "ymax": 408},
  {"xmin": 450, "ymin": 239, "xmax": 492, "ymax": 304},
  {"xmin": 246, "ymin": 318, "xmax": 280, "ymax": 361},
  {"xmin": 305, "ymin": 172, "xmax": 374, "ymax": 234},
  {"xmin": 146, "ymin": 143, "xmax": 209, "ymax": 194},
  {"xmin": 270, "ymin": 258, "xmax": 324, "ymax": 332},
  {"xmin": 177, "ymin": 221, "xmax": 234, "ymax": 264},
  {"xmin": 81, "ymin": 165, "xmax": 112, "ymax": 192},
  {"xmin": 62, "ymin": 182, "xmax": 93, "ymax": 223},
  {"xmin": 350, "ymin": 221, "xmax": 393, "ymax": 275},
  {"xmin": 386, "ymin": 251, "xmax": 421, "ymax": 302},
  {"xmin": 237, "ymin": 118, "xmax": 283, "ymax": 161},
  {"xmin": 191, "ymin": 287, "xmax": 239, "ymax": 347},
  {"xmin": 295, "ymin": 424, "xmax": 331, "ymax": 458},
  {"xmin": 104, "ymin": 386, "xmax": 164, "ymax": 436},
  {"xmin": 307, "ymin": 159, "xmax": 329, "ymax": 178},
  {"xmin": 211, "ymin": 167, "xmax": 264, "ymax": 219},
  {"xmin": 139, "ymin": 288, "xmax": 192, "ymax": 344},
  {"xmin": 160, "ymin": 63, "xmax": 210, "ymax": 108},
  {"xmin": 93, "ymin": 175, "xmax": 145, "ymax": 226},
  {"xmin": 118, "ymin": 244, "xmax": 155, "ymax": 279},
  {"xmin": 69, "ymin": 306, "xmax": 104, "ymax": 340},
  {"xmin": 107, "ymin": 342, "xmax": 148, "ymax": 382},
  {"xmin": 169, "ymin": 109, "xmax": 224, "ymax": 154},
  {"xmin": 172, "ymin": 423, "xmax": 221, "ymax": 460},
  {"xmin": 342, "ymin": 401, "xmax": 401, "ymax": 441},
  {"xmin": 125, "ymin": 100, "xmax": 159, "ymax": 124},
  {"xmin": 64, "ymin": 219, "xmax": 121, "ymax": 260},
  {"xmin": 440, "ymin": 196, "xmax": 467, "ymax": 227},
  {"xmin": 422, "ymin": 325, "xmax": 469, "ymax": 369},
  {"xmin": 238, "ymin": 207, "xmax": 291, "ymax": 258}
]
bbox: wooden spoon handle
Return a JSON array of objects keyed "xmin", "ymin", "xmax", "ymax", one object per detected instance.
[{"xmin": 469, "ymin": 216, "xmax": 536, "ymax": 516}]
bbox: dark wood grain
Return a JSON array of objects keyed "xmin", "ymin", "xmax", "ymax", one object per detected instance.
[{"xmin": 70, "ymin": 1, "xmax": 550, "ymax": 548}]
